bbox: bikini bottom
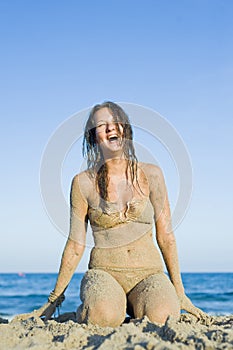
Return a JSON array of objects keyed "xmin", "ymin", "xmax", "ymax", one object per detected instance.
[{"xmin": 88, "ymin": 266, "xmax": 163, "ymax": 294}]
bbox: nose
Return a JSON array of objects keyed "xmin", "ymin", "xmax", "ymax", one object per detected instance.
[{"xmin": 106, "ymin": 122, "xmax": 116, "ymax": 132}]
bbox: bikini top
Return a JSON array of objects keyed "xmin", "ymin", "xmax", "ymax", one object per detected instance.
[{"xmin": 88, "ymin": 196, "xmax": 154, "ymax": 248}]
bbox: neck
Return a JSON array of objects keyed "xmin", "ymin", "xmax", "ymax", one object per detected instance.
[{"xmin": 105, "ymin": 158, "xmax": 129, "ymax": 177}]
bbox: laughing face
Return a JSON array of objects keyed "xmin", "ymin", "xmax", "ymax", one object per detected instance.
[{"xmin": 93, "ymin": 107, "xmax": 124, "ymax": 159}]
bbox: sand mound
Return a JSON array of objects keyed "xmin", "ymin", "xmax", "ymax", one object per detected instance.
[{"xmin": 0, "ymin": 314, "xmax": 232, "ymax": 349}]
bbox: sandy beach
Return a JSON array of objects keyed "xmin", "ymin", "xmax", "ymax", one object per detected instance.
[{"xmin": 0, "ymin": 313, "xmax": 233, "ymax": 350}]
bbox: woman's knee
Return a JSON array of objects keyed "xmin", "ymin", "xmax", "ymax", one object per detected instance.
[
  {"xmin": 77, "ymin": 297, "xmax": 126, "ymax": 327},
  {"xmin": 78, "ymin": 269, "xmax": 126, "ymax": 327},
  {"xmin": 144, "ymin": 302, "xmax": 180, "ymax": 324},
  {"xmin": 89, "ymin": 299, "xmax": 125, "ymax": 327},
  {"xmin": 128, "ymin": 273, "xmax": 180, "ymax": 324},
  {"xmin": 129, "ymin": 298, "xmax": 179, "ymax": 324}
]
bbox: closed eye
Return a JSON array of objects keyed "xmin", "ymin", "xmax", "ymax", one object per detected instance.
[{"xmin": 96, "ymin": 123, "xmax": 106, "ymax": 128}]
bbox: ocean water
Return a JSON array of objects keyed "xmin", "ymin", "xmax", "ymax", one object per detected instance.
[{"xmin": 0, "ymin": 273, "xmax": 232, "ymax": 320}]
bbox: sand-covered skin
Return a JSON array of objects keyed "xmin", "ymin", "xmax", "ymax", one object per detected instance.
[{"xmin": 0, "ymin": 314, "xmax": 233, "ymax": 349}]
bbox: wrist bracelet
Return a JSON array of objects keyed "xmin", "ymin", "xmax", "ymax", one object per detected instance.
[
  {"xmin": 48, "ymin": 290, "xmax": 58, "ymax": 303},
  {"xmin": 48, "ymin": 290, "xmax": 65, "ymax": 306}
]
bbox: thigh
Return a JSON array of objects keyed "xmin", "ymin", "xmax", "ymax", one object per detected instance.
[
  {"xmin": 78, "ymin": 269, "xmax": 127, "ymax": 326},
  {"xmin": 80, "ymin": 268, "xmax": 126, "ymax": 303},
  {"xmin": 127, "ymin": 273, "xmax": 180, "ymax": 323}
]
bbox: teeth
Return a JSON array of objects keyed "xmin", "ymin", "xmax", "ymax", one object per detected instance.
[{"xmin": 109, "ymin": 135, "xmax": 118, "ymax": 140}]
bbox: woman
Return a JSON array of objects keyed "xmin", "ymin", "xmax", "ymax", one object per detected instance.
[{"xmin": 39, "ymin": 101, "xmax": 208, "ymax": 326}]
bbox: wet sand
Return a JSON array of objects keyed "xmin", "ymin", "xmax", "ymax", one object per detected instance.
[{"xmin": 0, "ymin": 313, "xmax": 233, "ymax": 349}]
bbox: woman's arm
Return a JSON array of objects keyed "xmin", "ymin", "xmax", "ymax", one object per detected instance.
[
  {"xmin": 148, "ymin": 164, "xmax": 184, "ymax": 295},
  {"xmin": 41, "ymin": 173, "xmax": 89, "ymax": 320},
  {"xmin": 12, "ymin": 173, "xmax": 89, "ymax": 322},
  {"xmin": 39, "ymin": 239, "xmax": 85, "ymax": 321},
  {"xmin": 148, "ymin": 164, "xmax": 210, "ymax": 321},
  {"xmin": 51, "ymin": 174, "xmax": 88, "ymax": 298},
  {"xmin": 51, "ymin": 238, "xmax": 85, "ymax": 299}
]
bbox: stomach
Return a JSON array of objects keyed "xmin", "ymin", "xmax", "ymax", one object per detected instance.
[{"xmin": 89, "ymin": 230, "xmax": 164, "ymax": 272}]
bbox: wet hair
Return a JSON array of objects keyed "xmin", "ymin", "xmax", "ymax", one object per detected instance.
[{"xmin": 82, "ymin": 101, "xmax": 138, "ymax": 200}]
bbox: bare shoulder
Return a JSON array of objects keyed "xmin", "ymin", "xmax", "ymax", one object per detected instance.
[
  {"xmin": 138, "ymin": 162, "xmax": 164, "ymax": 181},
  {"xmin": 71, "ymin": 170, "xmax": 94, "ymax": 202},
  {"xmin": 72, "ymin": 170, "xmax": 93, "ymax": 186},
  {"xmin": 138, "ymin": 163, "xmax": 167, "ymax": 201}
]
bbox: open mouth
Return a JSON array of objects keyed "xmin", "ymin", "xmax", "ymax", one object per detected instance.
[{"xmin": 108, "ymin": 135, "xmax": 119, "ymax": 143}]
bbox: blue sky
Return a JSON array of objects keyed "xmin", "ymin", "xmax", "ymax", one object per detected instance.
[{"xmin": 0, "ymin": 0, "xmax": 233, "ymax": 272}]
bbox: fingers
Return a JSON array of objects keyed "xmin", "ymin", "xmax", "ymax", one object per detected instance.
[
  {"xmin": 39, "ymin": 303, "xmax": 57, "ymax": 321},
  {"xmin": 179, "ymin": 294, "xmax": 213, "ymax": 325},
  {"xmin": 183, "ymin": 303, "xmax": 213, "ymax": 325},
  {"xmin": 194, "ymin": 309, "xmax": 214, "ymax": 326},
  {"xmin": 43, "ymin": 307, "xmax": 56, "ymax": 322},
  {"xmin": 10, "ymin": 304, "xmax": 51, "ymax": 323},
  {"xmin": 10, "ymin": 312, "xmax": 34, "ymax": 323},
  {"xmin": 34, "ymin": 302, "xmax": 52, "ymax": 317},
  {"xmin": 10, "ymin": 301, "xmax": 58, "ymax": 324}
]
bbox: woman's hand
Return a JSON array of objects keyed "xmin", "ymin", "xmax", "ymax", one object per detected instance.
[
  {"xmin": 38, "ymin": 292, "xmax": 65, "ymax": 321},
  {"xmin": 11, "ymin": 289, "xmax": 65, "ymax": 324},
  {"xmin": 38, "ymin": 301, "xmax": 57, "ymax": 321},
  {"xmin": 10, "ymin": 301, "xmax": 56, "ymax": 323},
  {"xmin": 37, "ymin": 292, "xmax": 65, "ymax": 321},
  {"xmin": 178, "ymin": 294, "xmax": 212, "ymax": 325}
]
